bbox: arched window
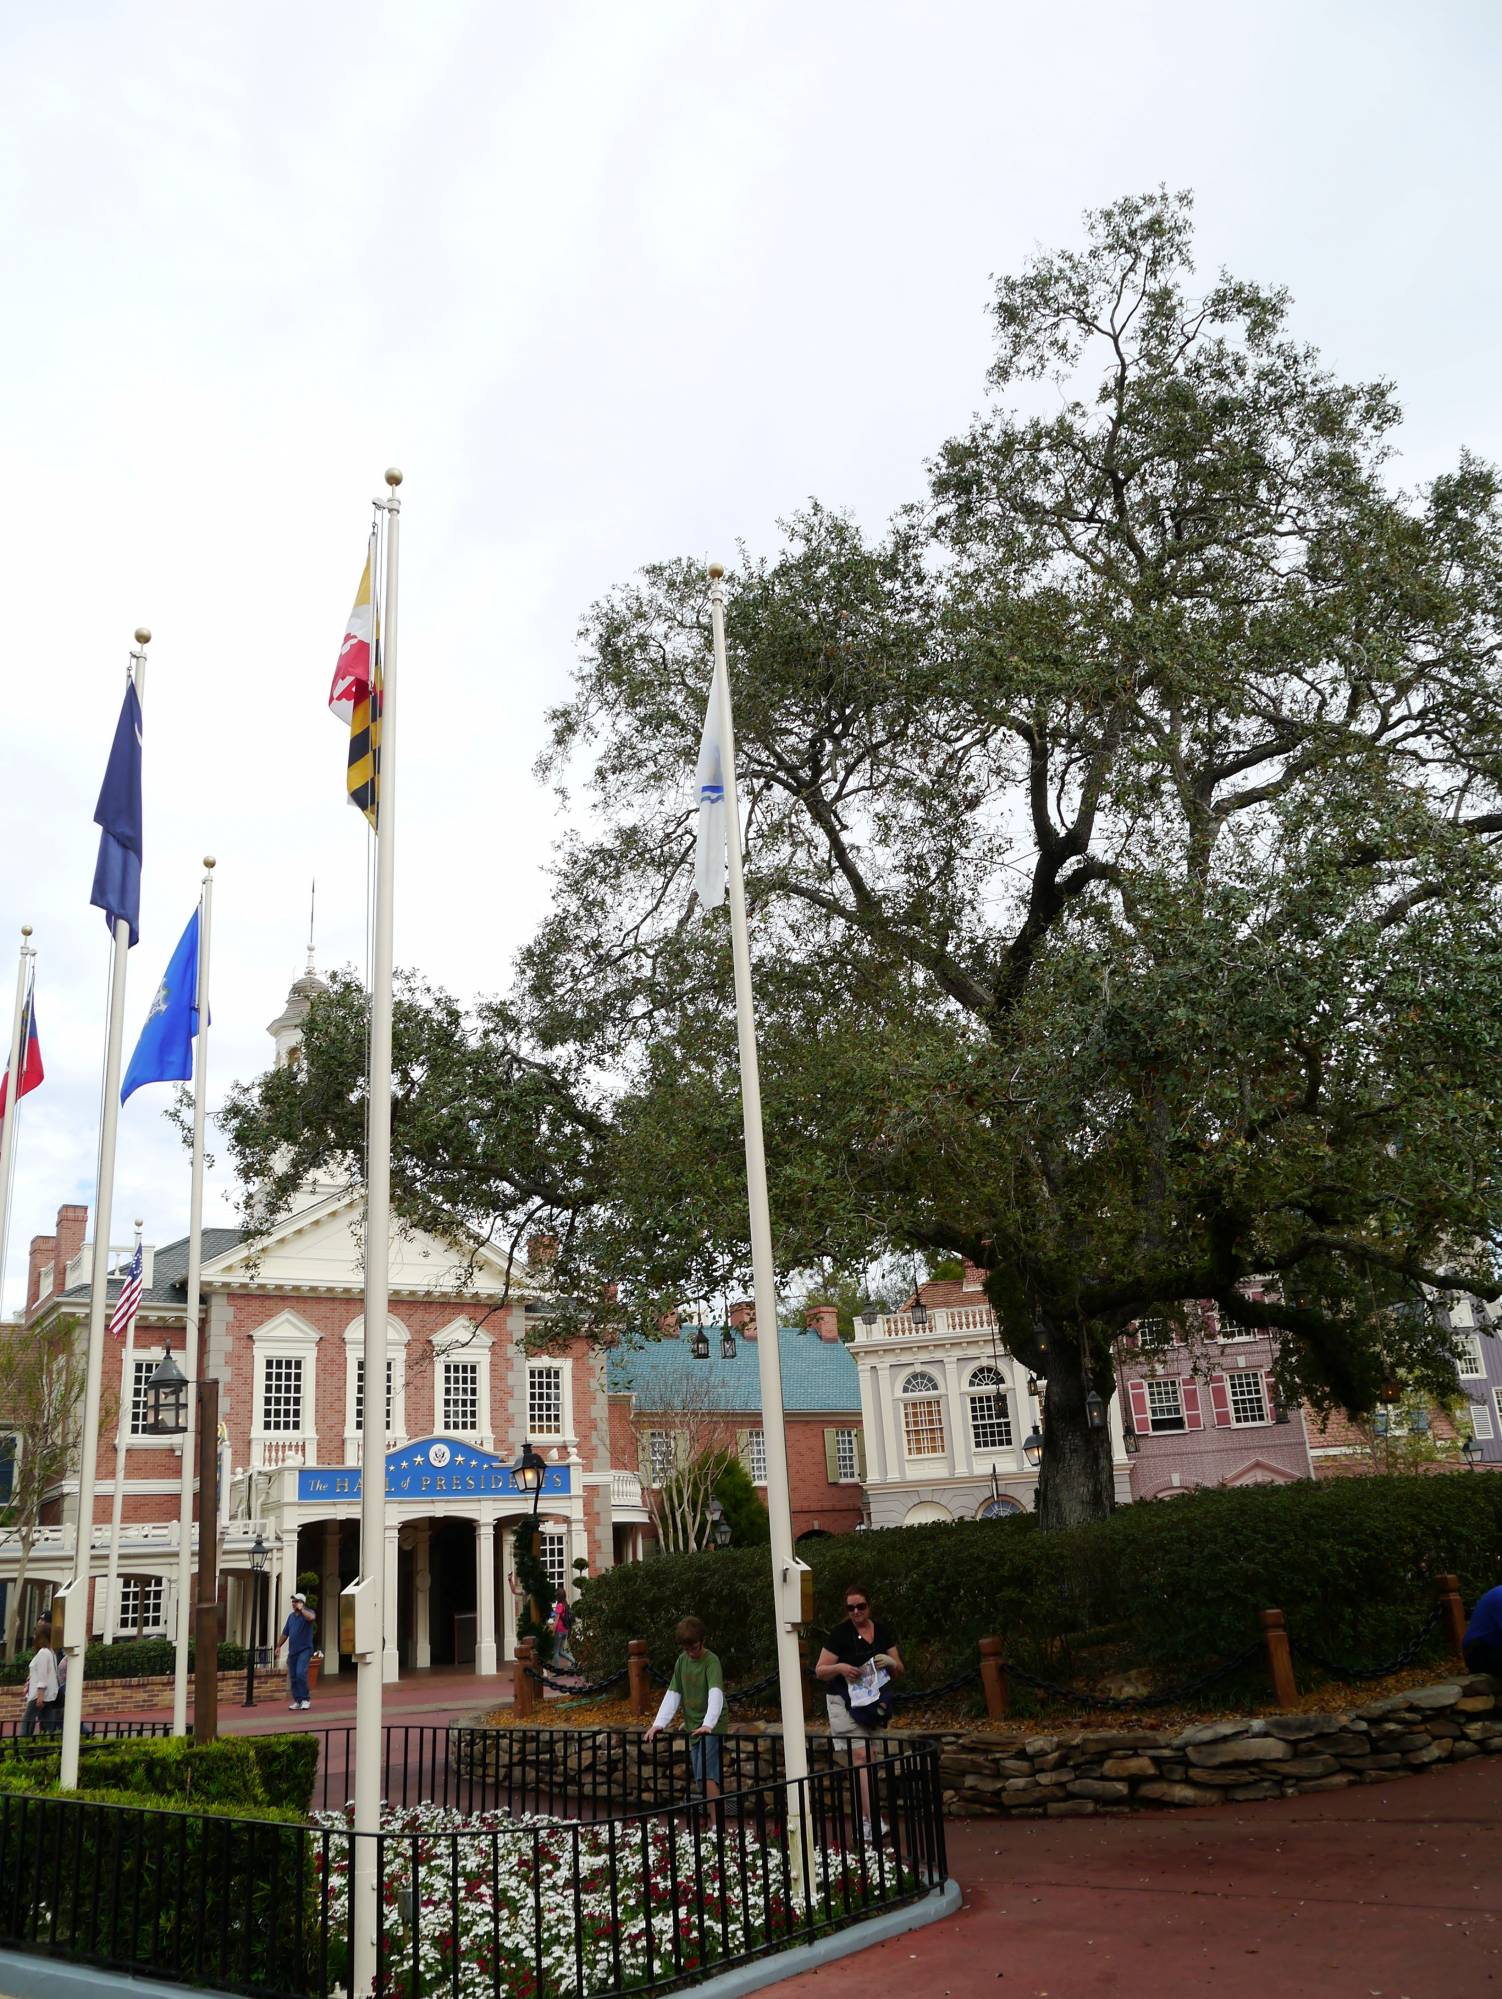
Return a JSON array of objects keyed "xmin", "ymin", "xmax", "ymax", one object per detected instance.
[
  {"xmin": 900, "ymin": 1370, "xmax": 945, "ymax": 1457},
  {"xmin": 977, "ymin": 1493, "xmax": 1024, "ymax": 1519},
  {"xmin": 967, "ymin": 1364, "xmax": 1012, "ymax": 1452}
]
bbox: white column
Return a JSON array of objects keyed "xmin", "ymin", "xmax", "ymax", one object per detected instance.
[
  {"xmin": 880, "ymin": 1361, "xmax": 902, "ymax": 1480},
  {"xmin": 321, "ymin": 1521, "xmax": 341, "ymax": 1678},
  {"xmin": 413, "ymin": 1521, "xmax": 431, "ymax": 1670},
  {"xmin": 857, "ymin": 1359, "xmax": 885, "ymax": 1482},
  {"xmin": 475, "ymin": 1514, "xmax": 497, "ymax": 1674},
  {"xmin": 944, "ymin": 1353, "xmax": 971, "ymax": 1478},
  {"xmin": 382, "ymin": 1525, "xmax": 399, "ymax": 1685}
]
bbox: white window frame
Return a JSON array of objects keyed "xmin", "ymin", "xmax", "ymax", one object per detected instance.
[
  {"xmin": 966, "ymin": 1365, "xmax": 1013, "ymax": 1452},
  {"xmin": 900, "ymin": 1370, "xmax": 946, "ymax": 1458},
  {"xmin": 1145, "ymin": 1378, "xmax": 1186, "ymax": 1434},
  {"xmin": 1469, "ymin": 1401, "xmax": 1495, "ymax": 1442},
  {"xmin": 527, "ymin": 1362, "xmax": 569, "ymax": 1441},
  {"xmin": 1454, "ymin": 1331, "xmax": 1485, "ymax": 1378},
  {"xmin": 342, "ymin": 1318, "xmax": 410, "ymax": 1461},
  {"xmin": 441, "ymin": 1358, "xmax": 481, "ymax": 1433},
  {"xmin": 250, "ymin": 1312, "xmax": 323, "ymax": 1466},
  {"xmin": 833, "ymin": 1428, "xmax": 860, "ymax": 1481},
  {"xmin": 1494, "ymin": 1387, "xmax": 1502, "ymax": 1433},
  {"xmin": 126, "ymin": 1354, "xmax": 158, "ymax": 1438},
  {"xmin": 647, "ymin": 1429, "xmax": 676, "ymax": 1486},
  {"xmin": 117, "ymin": 1575, "xmax": 166, "ymax": 1636},
  {"xmin": 744, "ymin": 1428, "xmax": 767, "ymax": 1485},
  {"xmin": 539, "ymin": 1529, "xmax": 567, "ymax": 1596},
  {"xmin": 430, "ymin": 1321, "xmax": 494, "ymax": 1447},
  {"xmin": 1226, "ymin": 1373, "xmax": 1270, "ymax": 1427}
]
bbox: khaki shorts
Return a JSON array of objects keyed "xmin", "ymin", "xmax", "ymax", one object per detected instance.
[{"xmin": 826, "ymin": 1693, "xmax": 865, "ymax": 1742}]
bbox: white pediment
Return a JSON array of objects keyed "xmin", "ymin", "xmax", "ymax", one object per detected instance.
[{"xmin": 202, "ymin": 1189, "xmax": 536, "ymax": 1300}]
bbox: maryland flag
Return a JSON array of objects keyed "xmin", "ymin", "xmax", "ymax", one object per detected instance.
[{"xmin": 328, "ymin": 546, "xmax": 380, "ymax": 826}]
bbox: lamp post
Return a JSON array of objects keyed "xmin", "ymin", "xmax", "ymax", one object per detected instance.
[
  {"xmin": 242, "ymin": 1533, "xmax": 269, "ymax": 1708},
  {"xmin": 511, "ymin": 1440, "xmax": 548, "ymax": 1627},
  {"xmin": 144, "ymin": 1348, "xmax": 220, "ymax": 1743},
  {"xmin": 707, "ymin": 1497, "xmax": 732, "ymax": 1548},
  {"xmin": 1461, "ymin": 1434, "xmax": 1481, "ymax": 1470}
]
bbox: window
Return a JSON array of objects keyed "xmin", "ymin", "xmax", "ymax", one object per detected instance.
[
  {"xmin": 129, "ymin": 1356, "xmax": 157, "ymax": 1436},
  {"xmin": 0, "ymin": 1436, "xmax": 15, "ymax": 1504},
  {"xmin": 442, "ymin": 1360, "xmax": 479, "ymax": 1432},
  {"xmin": 901, "ymin": 1370, "xmax": 945, "ymax": 1457},
  {"xmin": 977, "ymin": 1494, "xmax": 1024, "ymax": 1519},
  {"xmin": 539, "ymin": 1531, "xmax": 567, "ymax": 1595},
  {"xmin": 647, "ymin": 1431, "xmax": 675, "ymax": 1486},
  {"xmin": 967, "ymin": 1366, "xmax": 1012, "ymax": 1451},
  {"xmin": 1227, "ymin": 1373, "xmax": 1270, "ymax": 1426},
  {"xmin": 261, "ymin": 1356, "xmax": 304, "ymax": 1433},
  {"xmin": 353, "ymin": 1359, "xmax": 394, "ymax": 1434},
  {"xmin": 1469, "ymin": 1401, "xmax": 1495, "ymax": 1442},
  {"xmin": 1494, "ymin": 1388, "xmax": 1502, "ymax": 1432},
  {"xmin": 743, "ymin": 1429, "xmax": 767, "ymax": 1484},
  {"xmin": 528, "ymin": 1366, "xmax": 564, "ymax": 1438},
  {"xmin": 118, "ymin": 1576, "xmax": 165, "ymax": 1634},
  {"xmin": 1145, "ymin": 1378, "xmax": 1186, "ymax": 1433},
  {"xmin": 833, "ymin": 1429, "xmax": 859, "ymax": 1481},
  {"xmin": 1218, "ymin": 1323, "xmax": 1259, "ymax": 1342},
  {"xmin": 1454, "ymin": 1332, "xmax": 1485, "ymax": 1377}
]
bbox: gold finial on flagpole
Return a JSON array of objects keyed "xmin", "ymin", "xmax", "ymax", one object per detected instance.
[
  {"xmin": 708, "ymin": 562, "xmax": 725, "ymax": 579},
  {"xmin": 134, "ymin": 628, "xmax": 151, "ymax": 647},
  {"xmin": 20, "ymin": 926, "xmax": 30, "ymax": 940},
  {"xmin": 385, "ymin": 468, "xmax": 403, "ymax": 489},
  {"xmin": 204, "ymin": 856, "xmax": 216, "ymax": 870}
]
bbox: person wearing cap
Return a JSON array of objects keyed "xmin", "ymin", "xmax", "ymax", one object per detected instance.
[{"xmin": 276, "ymin": 1591, "xmax": 317, "ymax": 1711}]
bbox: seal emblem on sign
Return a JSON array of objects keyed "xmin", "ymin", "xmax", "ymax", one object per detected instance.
[{"xmin": 428, "ymin": 1442, "xmax": 452, "ymax": 1468}]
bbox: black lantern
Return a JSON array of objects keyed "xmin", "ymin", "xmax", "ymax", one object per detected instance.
[
  {"xmin": 1273, "ymin": 1397, "xmax": 1291, "ymax": 1425},
  {"xmin": 1122, "ymin": 1417, "xmax": 1139, "ymax": 1456},
  {"xmin": 689, "ymin": 1327, "xmax": 711, "ymax": 1361},
  {"xmin": 1022, "ymin": 1426, "xmax": 1044, "ymax": 1469},
  {"xmin": 1085, "ymin": 1387, "xmax": 1106, "ymax": 1432},
  {"xmin": 512, "ymin": 1439, "xmax": 548, "ymax": 1514},
  {"xmin": 720, "ymin": 1330, "xmax": 737, "ymax": 1361},
  {"xmin": 860, "ymin": 1301, "xmax": 878, "ymax": 1327},
  {"xmin": 1026, "ymin": 1375, "xmax": 1040, "ymax": 1399},
  {"xmin": 143, "ymin": 1350, "xmax": 189, "ymax": 1436},
  {"xmin": 1461, "ymin": 1433, "xmax": 1481, "ymax": 1470},
  {"xmin": 707, "ymin": 1497, "xmax": 732, "ymax": 1548},
  {"xmin": 243, "ymin": 1532, "xmax": 270, "ymax": 1709},
  {"xmin": 910, "ymin": 1297, "xmax": 930, "ymax": 1328}
]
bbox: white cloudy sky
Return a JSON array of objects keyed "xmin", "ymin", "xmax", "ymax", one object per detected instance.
[{"xmin": 1, "ymin": 0, "xmax": 1497, "ymax": 1313}]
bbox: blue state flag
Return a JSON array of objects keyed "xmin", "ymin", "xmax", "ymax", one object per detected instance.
[
  {"xmin": 91, "ymin": 681, "xmax": 144, "ymax": 946},
  {"xmin": 121, "ymin": 908, "xmax": 199, "ymax": 1103}
]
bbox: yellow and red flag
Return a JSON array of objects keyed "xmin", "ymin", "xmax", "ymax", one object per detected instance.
[{"xmin": 328, "ymin": 552, "xmax": 379, "ymax": 826}]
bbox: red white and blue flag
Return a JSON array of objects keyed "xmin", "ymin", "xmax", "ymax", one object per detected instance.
[
  {"xmin": 108, "ymin": 1244, "xmax": 144, "ymax": 1341},
  {"xmin": 0, "ymin": 984, "xmax": 43, "ymax": 1125}
]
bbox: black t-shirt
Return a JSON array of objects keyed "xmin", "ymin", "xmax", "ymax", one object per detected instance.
[{"xmin": 825, "ymin": 1616, "xmax": 897, "ymax": 1707}]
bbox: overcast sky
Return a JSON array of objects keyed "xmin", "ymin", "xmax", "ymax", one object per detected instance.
[{"xmin": 1, "ymin": 0, "xmax": 1497, "ymax": 1315}]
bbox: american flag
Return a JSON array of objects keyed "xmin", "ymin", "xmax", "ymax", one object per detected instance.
[{"xmin": 107, "ymin": 1244, "xmax": 143, "ymax": 1340}]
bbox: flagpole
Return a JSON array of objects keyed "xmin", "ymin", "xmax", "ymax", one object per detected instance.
[
  {"xmin": 706, "ymin": 564, "xmax": 811, "ymax": 1862},
  {"xmin": 0, "ymin": 927, "xmax": 34, "ymax": 1317},
  {"xmin": 59, "ymin": 628, "xmax": 148, "ymax": 1793},
  {"xmin": 102, "ymin": 1222, "xmax": 144, "ymax": 1644},
  {"xmin": 172, "ymin": 859, "xmax": 213, "ymax": 1736},
  {"xmin": 353, "ymin": 472, "xmax": 401, "ymax": 1999}
]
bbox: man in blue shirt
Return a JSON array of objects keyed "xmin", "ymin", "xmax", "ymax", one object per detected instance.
[
  {"xmin": 276, "ymin": 1592, "xmax": 317, "ymax": 1710},
  {"xmin": 1463, "ymin": 1584, "xmax": 1502, "ymax": 1676}
]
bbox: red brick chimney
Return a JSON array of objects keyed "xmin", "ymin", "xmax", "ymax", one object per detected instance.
[
  {"xmin": 657, "ymin": 1309, "xmax": 682, "ymax": 1338},
  {"xmin": 804, "ymin": 1304, "xmax": 840, "ymax": 1343},
  {"xmin": 728, "ymin": 1299, "xmax": 756, "ymax": 1339},
  {"xmin": 27, "ymin": 1234, "xmax": 56, "ymax": 1314},
  {"xmin": 55, "ymin": 1205, "xmax": 88, "ymax": 1277},
  {"xmin": 962, "ymin": 1259, "xmax": 986, "ymax": 1293}
]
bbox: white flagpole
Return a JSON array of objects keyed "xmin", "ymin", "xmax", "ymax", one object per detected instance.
[
  {"xmin": 171, "ymin": 858, "xmax": 214, "ymax": 1736},
  {"xmin": 706, "ymin": 563, "xmax": 811, "ymax": 1856},
  {"xmin": 60, "ymin": 627, "xmax": 149, "ymax": 1792},
  {"xmin": 102, "ymin": 1221, "xmax": 144, "ymax": 1644},
  {"xmin": 0, "ymin": 927, "xmax": 34, "ymax": 1316},
  {"xmin": 353, "ymin": 471, "xmax": 401, "ymax": 1999}
]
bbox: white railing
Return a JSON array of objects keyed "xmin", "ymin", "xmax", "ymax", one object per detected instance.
[
  {"xmin": 251, "ymin": 1437, "xmax": 314, "ymax": 1469},
  {"xmin": 863, "ymin": 1304, "xmax": 1000, "ymax": 1340},
  {"xmin": 610, "ymin": 1470, "xmax": 646, "ymax": 1512}
]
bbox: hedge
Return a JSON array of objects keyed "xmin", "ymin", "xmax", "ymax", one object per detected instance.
[
  {"xmin": 0, "ymin": 1636, "xmax": 249, "ymax": 1685},
  {"xmin": 573, "ymin": 1473, "xmax": 1502, "ymax": 1692},
  {"xmin": 0, "ymin": 1732, "xmax": 321, "ymax": 1815}
]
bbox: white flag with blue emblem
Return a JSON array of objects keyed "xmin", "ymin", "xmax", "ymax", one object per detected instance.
[{"xmin": 693, "ymin": 673, "xmax": 727, "ymax": 911}]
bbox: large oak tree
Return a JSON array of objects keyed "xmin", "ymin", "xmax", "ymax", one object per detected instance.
[{"xmin": 220, "ymin": 192, "xmax": 1502, "ymax": 1526}]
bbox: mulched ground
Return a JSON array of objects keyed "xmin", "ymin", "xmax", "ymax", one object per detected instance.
[{"xmin": 478, "ymin": 1658, "xmax": 1451, "ymax": 1737}]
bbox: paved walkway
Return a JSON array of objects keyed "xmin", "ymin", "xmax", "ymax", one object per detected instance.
[{"xmin": 778, "ymin": 1757, "xmax": 1501, "ymax": 1999}]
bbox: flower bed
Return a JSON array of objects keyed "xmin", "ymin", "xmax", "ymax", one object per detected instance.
[{"xmin": 314, "ymin": 1801, "xmax": 920, "ymax": 1998}]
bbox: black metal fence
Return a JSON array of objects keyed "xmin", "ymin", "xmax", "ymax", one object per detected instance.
[{"xmin": 0, "ymin": 1725, "xmax": 948, "ymax": 1998}]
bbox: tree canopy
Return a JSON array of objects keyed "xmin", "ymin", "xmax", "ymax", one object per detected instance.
[{"xmin": 219, "ymin": 190, "xmax": 1502, "ymax": 1526}]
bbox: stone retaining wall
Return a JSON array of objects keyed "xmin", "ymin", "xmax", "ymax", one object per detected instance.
[{"xmin": 935, "ymin": 1673, "xmax": 1501, "ymax": 1816}]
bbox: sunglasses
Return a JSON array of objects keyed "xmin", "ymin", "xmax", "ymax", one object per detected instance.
[{"xmin": 846, "ymin": 1600, "xmax": 868, "ymax": 1612}]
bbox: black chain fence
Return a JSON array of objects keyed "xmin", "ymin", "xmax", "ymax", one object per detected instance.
[
  {"xmin": 524, "ymin": 1663, "xmax": 632, "ymax": 1698},
  {"xmin": 1007, "ymin": 1639, "xmax": 1265, "ymax": 1712},
  {"xmin": 1290, "ymin": 1602, "xmax": 1445, "ymax": 1682}
]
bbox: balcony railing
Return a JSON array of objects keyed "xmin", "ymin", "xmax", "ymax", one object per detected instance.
[
  {"xmin": 860, "ymin": 1303, "xmax": 1000, "ymax": 1340},
  {"xmin": 610, "ymin": 1469, "xmax": 646, "ymax": 1512},
  {"xmin": 250, "ymin": 1436, "xmax": 314, "ymax": 1469}
]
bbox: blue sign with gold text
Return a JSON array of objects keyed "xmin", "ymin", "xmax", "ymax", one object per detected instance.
[{"xmin": 296, "ymin": 1437, "xmax": 570, "ymax": 1505}]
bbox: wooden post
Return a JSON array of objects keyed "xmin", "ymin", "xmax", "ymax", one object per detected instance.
[
  {"xmin": 627, "ymin": 1638, "xmax": 651, "ymax": 1718},
  {"xmin": 978, "ymin": 1635, "xmax": 1008, "ymax": 1721},
  {"xmin": 1260, "ymin": 1608, "xmax": 1297, "ymax": 1710},
  {"xmin": 1437, "ymin": 1573, "xmax": 1468, "ymax": 1665},
  {"xmin": 796, "ymin": 1632, "xmax": 818, "ymax": 1722},
  {"xmin": 192, "ymin": 1379, "xmax": 220, "ymax": 1744},
  {"xmin": 513, "ymin": 1636, "xmax": 537, "ymax": 1718}
]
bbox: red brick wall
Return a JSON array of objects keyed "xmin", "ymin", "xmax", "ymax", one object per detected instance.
[{"xmin": 785, "ymin": 1415, "xmax": 864, "ymax": 1537}]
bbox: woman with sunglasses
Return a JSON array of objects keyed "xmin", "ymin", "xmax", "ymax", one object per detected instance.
[{"xmin": 814, "ymin": 1585, "xmax": 903, "ymax": 1838}]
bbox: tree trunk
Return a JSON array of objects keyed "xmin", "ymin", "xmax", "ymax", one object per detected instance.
[
  {"xmin": 1035, "ymin": 1338, "xmax": 1116, "ymax": 1530},
  {"xmin": 5, "ymin": 1528, "xmax": 34, "ymax": 1659}
]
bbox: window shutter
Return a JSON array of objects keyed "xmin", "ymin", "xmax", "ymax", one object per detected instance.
[
  {"xmin": 1182, "ymin": 1379, "xmax": 1205, "ymax": 1430},
  {"xmin": 824, "ymin": 1429, "xmax": 839, "ymax": 1481},
  {"xmin": 1263, "ymin": 1371, "xmax": 1278, "ymax": 1420},
  {"xmin": 735, "ymin": 1428, "xmax": 750, "ymax": 1465},
  {"xmin": 1128, "ymin": 1380, "xmax": 1151, "ymax": 1431},
  {"xmin": 855, "ymin": 1430, "xmax": 867, "ymax": 1479},
  {"xmin": 1207, "ymin": 1376, "xmax": 1232, "ymax": 1427}
]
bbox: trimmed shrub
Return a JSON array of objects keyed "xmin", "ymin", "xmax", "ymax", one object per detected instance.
[
  {"xmin": 0, "ymin": 1733, "xmax": 320, "ymax": 1814},
  {"xmin": 574, "ymin": 1473, "xmax": 1502, "ymax": 1692},
  {"xmin": 0, "ymin": 1637, "xmax": 248, "ymax": 1685}
]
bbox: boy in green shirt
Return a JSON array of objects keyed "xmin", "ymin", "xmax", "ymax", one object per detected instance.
[{"xmin": 644, "ymin": 1615, "xmax": 726, "ymax": 1797}]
